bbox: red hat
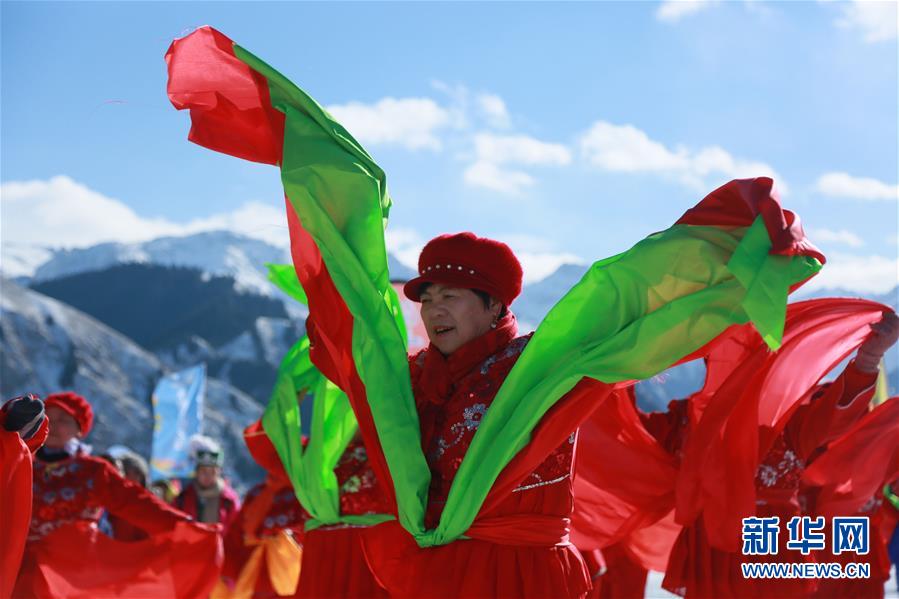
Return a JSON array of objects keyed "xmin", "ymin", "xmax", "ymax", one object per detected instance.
[
  {"xmin": 403, "ymin": 232, "xmax": 523, "ymax": 307},
  {"xmin": 44, "ymin": 392, "xmax": 94, "ymax": 436},
  {"xmin": 243, "ymin": 420, "xmax": 287, "ymax": 480}
]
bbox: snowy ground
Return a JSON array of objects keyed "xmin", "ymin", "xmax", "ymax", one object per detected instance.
[{"xmin": 643, "ymin": 569, "xmax": 899, "ymax": 598}]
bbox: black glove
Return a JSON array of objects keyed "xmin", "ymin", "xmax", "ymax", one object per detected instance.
[{"xmin": 4, "ymin": 394, "xmax": 45, "ymax": 438}]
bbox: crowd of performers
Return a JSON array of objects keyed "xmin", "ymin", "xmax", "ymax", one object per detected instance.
[
  {"xmin": 3, "ymin": 236, "xmax": 899, "ymax": 598},
  {"xmin": 3, "ymin": 24, "xmax": 899, "ymax": 599}
]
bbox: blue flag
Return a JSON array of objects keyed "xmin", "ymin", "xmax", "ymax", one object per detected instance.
[{"xmin": 150, "ymin": 364, "xmax": 205, "ymax": 481}]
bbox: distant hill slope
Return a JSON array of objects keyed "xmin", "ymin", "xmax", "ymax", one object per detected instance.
[
  {"xmin": 0, "ymin": 278, "xmax": 264, "ymax": 489},
  {"xmin": 5, "ymin": 229, "xmax": 417, "ymax": 297},
  {"xmin": 31, "ymin": 263, "xmax": 289, "ymax": 350}
]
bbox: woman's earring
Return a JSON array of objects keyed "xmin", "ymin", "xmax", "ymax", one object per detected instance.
[{"xmin": 490, "ymin": 321, "xmax": 498, "ymax": 329}]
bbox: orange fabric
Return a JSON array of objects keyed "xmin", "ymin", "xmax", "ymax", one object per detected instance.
[
  {"xmin": 264, "ymin": 532, "xmax": 302, "ymax": 596},
  {"xmin": 214, "ymin": 532, "xmax": 302, "ymax": 599},
  {"xmin": 221, "ymin": 480, "xmax": 306, "ymax": 597}
]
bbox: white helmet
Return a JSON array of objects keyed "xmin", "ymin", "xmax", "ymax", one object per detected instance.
[{"xmin": 188, "ymin": 434, "xmax": 223, "ymax": 467}]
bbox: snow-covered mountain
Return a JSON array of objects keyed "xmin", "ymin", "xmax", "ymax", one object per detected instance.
[
  {"xmin": 0, "ymin": 242, "xmax": 56, "ymax": 280},
  {"xmin": 0, "ymin": 278, "xmax": 264, "ymax": 490},
  {"xmin": 515, "ymin": 263, "xmax": 589, "ymax": 331},
  {"xmin": 6, "ymin": 230, "xmax": 418, "ymax": 289},
  {"xmin": 158, "ymin": 315, "xmax": 303, "ymax": 402},
  {"xmin": 26, "ymin": 231, "xmax": 291, "ymax": 297},
  {"xmin": 29, "ymin": 262, "xmax": 304, "ymax": 403}
]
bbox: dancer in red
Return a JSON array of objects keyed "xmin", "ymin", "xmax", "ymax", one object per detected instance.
[
  {"xmin": 165, "ymin": 27, "xmax": 829, "ymax": 596},
  {"xmin": 353, "ymin": 235, "xmax": 592, "ymax": 596},
  {"xmin": 570, "ymin": 300, "xmax": 896, "ymax": 599},
  {"xmin": 803, "ymin": 395, "xmax": 899, "ymax": 599},
  {"xmin": 662, "ymin": 309, "xmax": 897, "ymax": 598},
  {"xmin": 295, "ymin": 435, "xmax": 391, "ymax": 598},
  {"xmin": 1, "ymin": 394, "xmax": 48, "ymax": 599},
  {"xmin": 13, "ymin": 391, "xmax": 222, "ymax": 598},
  {"xmin": 218, "ymin": 422, "xmax": 307, "ymax": 598}
]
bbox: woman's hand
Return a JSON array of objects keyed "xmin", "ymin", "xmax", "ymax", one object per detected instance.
[{"xmin": 855, "ymin": 311, "xmax": 899, "ymax": 373}]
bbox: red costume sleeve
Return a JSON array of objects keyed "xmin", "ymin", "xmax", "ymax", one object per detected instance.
[
  {"xmin": 789, "ymin": 360, "xmax": 877, "ymax": 459},
  {"xmin": 803, "ymin": 397, "xmax": 899, "ymax": 519},
  {"xmin": 93, "ymin": 459, "xmax": 190, "ymax": 534},
  {"xmin": 571, "ymin": 388, "xmax": 679, "ymax": 551},
  {"xmin": 220, "ymin": 491, "xmax": 253, "ymax": 583},
  {"xmin": 638, "ymin": 399, "xmax": 690, "ymax": 455},
  {"xmin": 219, "ymin": 487, "xmax": 242, "ymax": 533},
  {"xmin": 0, "ymin": 430, "xmax": 34, "ymax": 599},
  {"xmin": 674, "ymin": 299, "xmax": 887, "ymax": 551}
]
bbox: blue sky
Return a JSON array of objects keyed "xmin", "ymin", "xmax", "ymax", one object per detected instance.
[{"xmin": 2, "ymin": 1, "xmax": 897, "ymax": 292}]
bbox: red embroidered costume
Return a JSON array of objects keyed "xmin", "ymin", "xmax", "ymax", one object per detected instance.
[
  {"xmin": 14, "ymin": 392, "xmax": 222, "ymax": 599},
  {"xmin": 296, "ymin": 437, "xmax": 391, "ymax": 598},
  {"xmin": 219, "ymin": 422, "xmax": 308, "ymax": 598}
]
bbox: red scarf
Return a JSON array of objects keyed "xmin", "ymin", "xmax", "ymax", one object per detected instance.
[{"xmin": 415, "ymin": 312, "xmax": 518, "ymax": 452}]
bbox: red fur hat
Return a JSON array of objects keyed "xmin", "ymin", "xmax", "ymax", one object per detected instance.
[
  {"xmin": 403, "ymin": 232, "xmax": 523, "ymax": 307},
  {"xmin": 44, "ymin": 391, "xmax": 94, "ymax": 436}
]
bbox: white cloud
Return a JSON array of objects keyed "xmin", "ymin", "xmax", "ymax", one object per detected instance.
[
  {"xmin": 1, "ymin": 176, "xmax": 582, "ymax": 287},
  {"xmin": 803, "ymin": 252, "xmax": 899, "ymax": 294},
  {"xmin": 0, "ymin": 176, "xmax": 289, "ymax": 251},
  {"xmin": 473, "ymin": 134, "xmax": 572, "ymax": 166},
  {"xmin": 385, "ymin": 226, "xmax": 426, "ymax": 271},
  {"xmin": 835, "ymin": 0, "xmax": 898, "ymax": 43},
  {"xmin": 430, "ymin": 81, "xmax": 516, "ymax": 132},
  {"xmin": 463, "ymin": 161, "xmax": 536, "ymax": 195},
  {"xmin": 326, "ymin": 97, "xmax": 452, "ymax": 150},
  {"xmin": 430, "ymin": 80, "xmax": 473, "ymax": 130},
  {"xmin": 581, "ymin": 122, "xmax": 689, "ymax": 172},
  {"xmin": 1, "ymin": 176, "xmax": 180, "ymax": 248},
  {"xmin": 814, "ymin": 172, "xmax": 899, "ymax": 201},
  {"xmin": 806, "ymin": 227, "xmax": 864, "ymax": 248},
  {"xmin": 179, "ymin": 201, "xmax": 290, "ymax": 248},
  {"xmin": 497, "ymin": 234, "xmax": 585, "ymax": 283},
  {"xmin": 464, "ymin": 133, "xmax": 571, "ymax": 195},
  {"xmin": 579, "ymin": 121, "xmax": 787, "ymax": 193},
  {"xmin": 476, "ymin": 93, "xmax": 511, "ymax": 129},
  {"xmin": 656, "ymin": 0, "xmax": 715, "ymax": 22}
]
